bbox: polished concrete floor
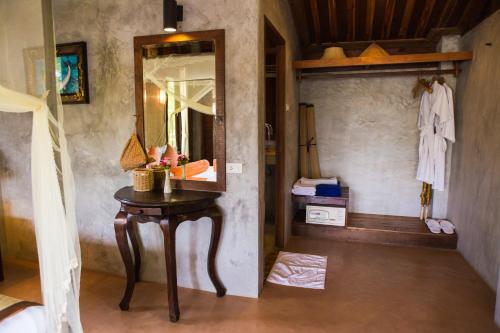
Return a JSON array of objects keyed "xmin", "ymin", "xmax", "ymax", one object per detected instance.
[{"xmin": 0, "ymin": 237, "xmax": 498, "ymax": 332}]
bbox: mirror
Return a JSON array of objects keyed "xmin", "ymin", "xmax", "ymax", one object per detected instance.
[{"xmin": 134, "ymin": 30, "xmax": 225, "ymax": 192}]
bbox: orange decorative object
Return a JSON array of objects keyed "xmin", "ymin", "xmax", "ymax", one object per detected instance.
[
  {"xmin": 172, "ymin": 160, "xmax": 210, "ymax": 179},
  {"xmin": 164, "ymin": 145, "xmax": 179, "ymax": 168}
]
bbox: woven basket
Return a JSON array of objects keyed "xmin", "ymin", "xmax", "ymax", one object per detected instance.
[
  {"xmin": 133, "ymin": 168, "xmax": 154, "ymax": 192},
  {"xmin": 120, "ymin": 134, "xmax": 147, "ymax": 171},
  {"xmin": 152, "ymin": 166, "xmax": 166, "ymax": 190}
]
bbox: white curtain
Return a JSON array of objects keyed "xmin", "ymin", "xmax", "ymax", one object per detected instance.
[{"xmin": 0, "ymin": 85, "xmax": 82, "ymax": 333}]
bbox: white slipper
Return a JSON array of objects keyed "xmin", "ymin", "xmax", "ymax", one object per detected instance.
[
  {"xmin": 439, "ymin": 220, "xmax": 455, "ymax": 235},
  {"xmin": 425, "ymin": 219, "xmax": 441, "ymax": 234}
]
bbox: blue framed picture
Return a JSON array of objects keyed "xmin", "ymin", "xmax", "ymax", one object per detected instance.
[{"xmin": 56, "ymin": 42, "xmax": 90, "ymax": 104}]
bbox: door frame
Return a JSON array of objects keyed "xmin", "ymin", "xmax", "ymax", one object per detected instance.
[{"xmin": 264, "ymin": 17, "xmax": 286, "ymax": 248}]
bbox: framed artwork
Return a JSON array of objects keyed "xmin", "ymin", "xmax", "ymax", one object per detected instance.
[{"xmin": 56, "ymin": 42, "xmax": 90, "ymax": 104}]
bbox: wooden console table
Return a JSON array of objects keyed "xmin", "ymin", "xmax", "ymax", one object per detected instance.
[{"xmin": 113, "ymin": 186, "xmax": 226, "ymax": 322}]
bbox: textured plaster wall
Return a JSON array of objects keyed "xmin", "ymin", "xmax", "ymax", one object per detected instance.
[
  {"xmin": 448, "ymin": 9, "xmax": 500, "ymax": 291},
  {"xmin": 0, "ymin": 0, "xmax": 44, "ymax": 261},
  {"xmin": 46, "ymin": 0, "xmax": 260, "ymax": 298},
  {"xmin": 300, "ymin": 77, "xmax": 423, "ymax": 216}
]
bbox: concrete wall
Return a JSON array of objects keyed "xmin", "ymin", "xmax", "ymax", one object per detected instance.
[
  {"xmin": 448, "ymin": 9, "xmax": 500, "ymax": 291},
  {"xmin": 300, "ymin": 76, "xmax": 423, "ymax": 216},
  {"xmin": 1, "ymin": 0, "xmax": 262, "ymax": 298},
  {"xmin": 0, "ymin": 0, "xmax": 44, "ymax": 261}
]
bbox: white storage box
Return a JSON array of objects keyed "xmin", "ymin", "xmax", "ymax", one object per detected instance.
[{"xmin": 306, "ymin": 205, "xmax": 346, "ymax": 227}]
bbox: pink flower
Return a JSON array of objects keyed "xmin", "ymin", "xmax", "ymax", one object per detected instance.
[{"xmin": 160, "ymin": 158, "xmax": 171, "ymax": 168}]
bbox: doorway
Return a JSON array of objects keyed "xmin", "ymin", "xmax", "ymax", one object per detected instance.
[{"xmin": 264, "ymin": 18, "xmax": 286, "ymax": 269}]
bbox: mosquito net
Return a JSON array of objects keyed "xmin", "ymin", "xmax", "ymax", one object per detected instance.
[{"xmin": 0, "ymin": 0, "xmax": 82, "ymax": 332}]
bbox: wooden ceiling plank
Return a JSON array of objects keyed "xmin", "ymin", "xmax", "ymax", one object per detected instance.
[
  {"xmin": 415, "ymin": 0, "xmax": 437, "ymax": 37},
  {"xmin": 287, "ymin": 0, "xmax": 312, "ymax": 49},
  {"xmin": 381, "ymin": 0, "xmax": 397, "ymax": 39},
  {"xmin": 398, "ymin": 0, "xmax": 416, "ymax": 38},
  {"xmin": 365, "ymin": 0, "xmax": 375, "ymax": 40},
  {"xmin": 436, "ymin": 0, "xmax": 458, "ymax": 27},
  {"xmin": 309, "ymin": 0, "xmax": 322, "ymax": 44},
  {"xmin": 346, "ymin": 0, "xmax": 356, "ymax": 41},
  {"xmin": 458, "ymin": 0, "xmax": 489, "ymax": 32},
  {"xmin": 327, "ymin": 0, "xmax": 338, "ymax": 41}
]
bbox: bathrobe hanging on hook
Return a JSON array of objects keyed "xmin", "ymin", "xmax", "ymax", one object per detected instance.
[
  {"xmin": 416, "ymin": 81, "xmax": 455, "ymax": 191},
  {"xmin": 433, "ymin": 82, "xmax": 455, "ymax": 191}
]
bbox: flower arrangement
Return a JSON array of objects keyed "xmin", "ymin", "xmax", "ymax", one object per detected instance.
[
  {"xmin": 177, "ymin": 154, "xmax": 189, "ymax": 166},
  {"xmin": 177, "ymin": 154, "xmax": 189, "ymax": 180},
  {"xmin": 160, "ymin": 157, "xmax": 172, "ymax": 169}
]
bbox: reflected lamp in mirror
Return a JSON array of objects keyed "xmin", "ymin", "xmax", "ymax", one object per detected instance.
[{"xmin": 134, "ymin": 30, "xmax": 225, "ymax": 192}]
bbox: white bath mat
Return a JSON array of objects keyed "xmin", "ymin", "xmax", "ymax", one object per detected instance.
[{"xmin": 266, "ymin": 251, "xmax": 327, "ymax": 289}]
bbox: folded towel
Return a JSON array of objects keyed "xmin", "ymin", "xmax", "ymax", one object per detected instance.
[
  {"xmin": 316, "ymin": 183, "xmax": 342, "ymax": 197},
  {"xmin": 298, "ymin": 177, "xmax": 338, "ymax": 186},
  {"xmin": 292, "ymin": 187, "xmax": 316, "ymax": 196}
]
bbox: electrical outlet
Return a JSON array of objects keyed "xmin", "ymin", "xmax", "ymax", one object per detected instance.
[{"xmin": 226, "ymin": 163, "xmax": 243, "ymax": 174}]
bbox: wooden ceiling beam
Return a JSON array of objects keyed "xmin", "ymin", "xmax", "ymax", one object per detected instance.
[
  {"xmin": 346, "ymin": 0, "xmax": 356, "ymax": 42},
  {"xmin": 426, "ymin": 27, "xmax": 462, "ymax": 43},
  {"xmin": 309, "ymin": 0, "xmax": 322, "ymax": 44},
  {"xmin": 398, "ymin": 0, "xmax": 416, "ymax": 38},
  {"xmin": 365, "ymin": 0, "xmax": 375, "ymax": 40},
  {"xmin": 436, "ymin": 0, "xmax": 458, "ymax": 27},
  {"xmin": 381, "ymin": 0, "xmax": 396, "ymax": 39},
  {"xmin": 327, "ymin": 0, "xmax": 338, "ymax": 41},
  {"xmin": 287, "ymin": 0, "xmax": 312, "ymax": 49},
  {"xmin": 458, "ymin": 0, "xmax": 489, "ymax": 32},
  {"xmin": 415, "ymin": 0, "xmax": 437, "ymax": 37}
]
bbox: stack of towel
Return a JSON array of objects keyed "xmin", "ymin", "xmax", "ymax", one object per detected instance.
[
  {"xmin": 292, "ymin": 177, "xmax": 338, "ymax": 196},
  {"xmin": 316, "ymin": 184, "xmax": 342, "ymax": 197}
]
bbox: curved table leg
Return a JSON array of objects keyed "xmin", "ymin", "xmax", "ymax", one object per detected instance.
[
  {"xmin": 114, "ymin": 210, "xmax": 135, "ymax": 311},
  {"xmin": 126, "ymin": 217, "xmax": 141, "ymax": 282},
  {"xmin": 160, "ymin": 218, "xmax": 180, "ymax": 322},
  {"xmin": 208, "ymin": 207, "xmax": 227, "ymax": 297}
]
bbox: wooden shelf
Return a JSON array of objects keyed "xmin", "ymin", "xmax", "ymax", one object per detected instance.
[
  {"xmin": 293, "ymin": 51, "xmax": 473, "ymax": 70},
  {"xmin": 292, "ymin": 211, "xmax": 457, "ymax": 249}
]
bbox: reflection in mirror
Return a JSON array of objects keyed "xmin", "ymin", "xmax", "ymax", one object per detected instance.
[{"xmin": 142, "ymin": 40, "xmax": 216, "ymax": 182}]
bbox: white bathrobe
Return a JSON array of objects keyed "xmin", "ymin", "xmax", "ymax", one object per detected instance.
[
  {"xmin": 416, "ymin": 90, "xmax": 436, "ymax": 184},
  {"xmin": 416, "ymin": 81, "xmax": 455, "ymax": 191},
  {"xmin": 433, "ymin": 83, "xmax": 455, "ymax": 191}
]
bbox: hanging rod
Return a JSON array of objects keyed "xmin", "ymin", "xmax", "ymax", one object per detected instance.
[{"xmin": 297, "ymin": 67, "xmax": 460, "ymax": 80}]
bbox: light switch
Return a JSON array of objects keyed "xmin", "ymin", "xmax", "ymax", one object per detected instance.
[{"xmin": 226, "ymin": 163, "xmax": 243, "ymax": 174}]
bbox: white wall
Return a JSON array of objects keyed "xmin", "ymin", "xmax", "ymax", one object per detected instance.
[{"xmin": 300, "ymin": 76, "xmax": 423, "ymax": 216}]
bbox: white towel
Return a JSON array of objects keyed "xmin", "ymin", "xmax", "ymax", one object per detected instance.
[
  {"xmin": 298, "ymin": 177, "xmax": 338, "ymax": 186},
  {"xmin": 267, "ymin": 251, "xmax": 327, "ymax": 289},
  {"xmin": 292, "ymin": 187, "xmax": 315, "ymax": 196}
]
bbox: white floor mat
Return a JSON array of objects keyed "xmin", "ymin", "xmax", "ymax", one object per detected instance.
[{"xmin": 266, "ymin": 251, "xmax": 327, "ymax": 289}]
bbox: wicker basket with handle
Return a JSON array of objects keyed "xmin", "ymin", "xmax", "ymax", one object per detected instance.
[
  {"xmin": 120, "ymin": 134, "xmax": 147, "ymax": 171},
  {"xmin": 133, "ymin": 168, "xmax": 154, "ymax": 192}
]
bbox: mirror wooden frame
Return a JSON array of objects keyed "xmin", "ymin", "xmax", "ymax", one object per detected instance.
[{"xmin": 134, "ymin": 30, "xmax": 226, "ymax": 192}]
